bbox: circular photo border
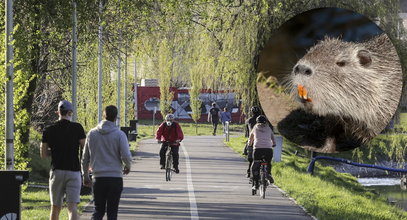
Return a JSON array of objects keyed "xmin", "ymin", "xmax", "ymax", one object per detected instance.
[{"xmin": 257, "ymin": 7, "xmax": 403, "ymax": 153}]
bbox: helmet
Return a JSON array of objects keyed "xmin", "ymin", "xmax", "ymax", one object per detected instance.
[
  {"xmin": 165, "ymin": 114, "xmax": 175, "ymax": 121},
  {"xmin": 256, "ymin": 115, "xmax": 267, "ymax": 124},
  {"xmin": 250, "ymin": 106, "xmax": 260, "ymax": 115}
]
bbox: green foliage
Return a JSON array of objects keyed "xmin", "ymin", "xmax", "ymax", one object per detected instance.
[
  {"xmin": 158, "ymin": 38, "xmax": 175, "ymax": 118},
  {"xmin": 0, "ymin": 0, "xmax": 405, "ymax": 184}
]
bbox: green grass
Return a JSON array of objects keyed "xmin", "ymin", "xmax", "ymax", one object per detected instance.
[
  {"xmin": 225, "ymin": 136, "xmax": 407, "ymax": 220},
  {"xmin": 22, "ymin": 187, "xmax": 92, "ymax": 219},
  {"xmin": 136, "ymin": 120, "xmax": 244, "ymax": 139}
]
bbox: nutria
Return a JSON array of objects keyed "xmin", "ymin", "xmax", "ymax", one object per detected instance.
[{"xmin": 287, "ymin": 34, "xmax": 403, "ymax": 153}]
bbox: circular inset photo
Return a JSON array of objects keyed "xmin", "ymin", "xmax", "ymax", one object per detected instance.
[{"xmin": 257, "ymin": 8, "xmax": 403, "ymax": 153}]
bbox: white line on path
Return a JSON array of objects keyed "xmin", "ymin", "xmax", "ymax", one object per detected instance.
[{"xmin": 181, "ymin": 143, "xmax": 199, "ymax": 220}]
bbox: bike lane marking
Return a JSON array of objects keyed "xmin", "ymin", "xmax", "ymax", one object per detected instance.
[{"xmin": 181, "ymin": 143, "xmax": 199, "ymax": 220}]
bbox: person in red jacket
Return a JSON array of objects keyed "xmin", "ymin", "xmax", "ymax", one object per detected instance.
[{"xmin": 156, "ymin": 114, "xmax": 184, "ymax": 173}]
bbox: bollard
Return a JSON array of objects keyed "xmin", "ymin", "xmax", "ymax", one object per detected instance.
[
  {"xmin": 225, "ymin": 121, "xmax": 230, "ymax": 142},
  {"xmin": 273, "ymin": 135, "xmax": 283, "ymax": 162}
]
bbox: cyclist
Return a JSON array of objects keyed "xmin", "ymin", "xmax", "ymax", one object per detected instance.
[
  {"xmin": 243, "ymin": 106, "xmax": 261, "ymax": 177},
  {"xmin": 248, "ymin": 115, "xmax": 276, "ymax": 189},
  {"xmin": 156, "ymin": 114, "xmax": 184, "ymax": 173}
]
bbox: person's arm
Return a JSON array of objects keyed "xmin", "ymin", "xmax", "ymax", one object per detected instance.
[
  {"xmin": 244, "ymin": 121, "xmax": 249, "ymax": 138},
  {"xmin": 79, "ymin": 138, "xmax": 86, "ymax": 149},
  {"xmin": 155, "ymin": 123, "xmax": 164, "ymax": 142},
  {"xmin": 207, "ymin": 109, "xmax": 212, "ymax": 122},
  {"xmin": 248, "ymin": 130, "xmax": 254, "ymax": 146},
  {"xmin": 40, "ymin": 142, "xmax": 50, "ymax": 159},
  {"xmin": 81, "ymin": 135, "xmax": 91, "ymax": 187},
  {"xmin": 119, "ymin": 133, "xmax": 132, "ymax": 174},
  {"xmin": 271, "ymin": 130, "xmax": 276, "ymax": 147},
  {"xmin": 78, "ymin": 124, "xmax": 87, "ymax": 151}
]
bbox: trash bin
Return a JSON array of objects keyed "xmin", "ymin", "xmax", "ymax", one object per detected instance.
[{"xmin": 0, "ymin": 170, "xmax": 29, "ymax": 220}]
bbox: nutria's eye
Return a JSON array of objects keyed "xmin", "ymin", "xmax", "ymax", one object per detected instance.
[{"xmin": 336, "ymin": 61, "xmax": 346, "ymax": 67}]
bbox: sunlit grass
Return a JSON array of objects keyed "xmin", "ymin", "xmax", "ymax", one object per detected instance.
[
  {"xmin": 22, "ymin": 187, "xmax": 92, "ymax": 220},
  {"xmin": 225, "ymin": 136, "xmax": 407, "ymax": 220}
]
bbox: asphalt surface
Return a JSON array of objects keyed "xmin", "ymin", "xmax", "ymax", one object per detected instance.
[{"xmin": 80, "ymin": 136, "xmax": 315, "ymax": 220}]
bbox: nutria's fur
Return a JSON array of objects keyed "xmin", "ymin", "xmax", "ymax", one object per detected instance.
[{"xmin": 288, "ymin": 34, "xmax": 402, "ymax": 153}]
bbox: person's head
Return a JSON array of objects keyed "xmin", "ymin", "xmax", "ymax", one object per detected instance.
[
  {"xmin": 250, "ymin": 106, "xmax": 260, "ymax": 116},
  {"xmin": 224, "ymin": 107, "xmax": 228, "ymax": 112},
  {"xmin": 58, "ymin": 100, "xmax": 73, "ymax": 120},
  {"xmin": 256, "ymin": 115, "xmax": 267, "ymax": 124},
  {"xmin": 165, "ymin": 114, "xmax": 175, "ymax": 126},
  {"xmin": 212, "ymin": 102, "xmax": 217, "ymax": 107},
  {"xmin": 103, "ymin": 105, "xmax": 118, "ymax": 122}
]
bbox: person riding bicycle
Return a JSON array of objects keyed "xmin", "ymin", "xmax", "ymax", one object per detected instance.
[
  {"xmin": 156, "ymin": 113, "xmax": 184, "ymax": 173},
  {"xmin": 248, "ymin": 115, "xmax": 276, "ymax": 189},
  {"xmin": 244, "ymin": 106, "xmax": 261, "ymax": 177}
]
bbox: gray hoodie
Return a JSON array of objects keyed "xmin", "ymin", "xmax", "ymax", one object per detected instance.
[{"xmin": 81, "ymin": 120, "xmax": 132, "ymax": 178}]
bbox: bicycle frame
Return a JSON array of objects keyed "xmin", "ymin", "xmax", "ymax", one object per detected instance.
[
  {"xmin": 251, "ymin": 158, "xmax": 269, "ymax": 199},
  {"xmin": 162, "ymin": 142, "xmax": 177, "ymax": 181}
]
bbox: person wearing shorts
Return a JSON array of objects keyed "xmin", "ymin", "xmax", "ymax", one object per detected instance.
[{"xmin": 41, "ymin": 100, "xmax": 86, "ymax": 220}]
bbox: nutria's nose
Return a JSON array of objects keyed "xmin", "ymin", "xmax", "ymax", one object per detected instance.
[{"xmin": 294, "ymin": 64, "xmax": 312, "ymax": 75}]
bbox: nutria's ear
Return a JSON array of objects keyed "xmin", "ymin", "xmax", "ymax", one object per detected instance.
[{"xmin": 357, "ymin": 50, "xmax": 372, "ymax": 67}]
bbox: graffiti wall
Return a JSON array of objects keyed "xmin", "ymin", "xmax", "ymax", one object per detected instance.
[{"xmin": 135, "ymin": 87, "xmax": 242, "ymax": 122}]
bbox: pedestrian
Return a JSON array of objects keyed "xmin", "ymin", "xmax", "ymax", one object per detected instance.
[
  {"xmin": 243, "ymin": 106, "xmax": 261, "ymax": 178},
  {"xmin": 81, "ymin": 105, "xmax": 132, "ymax": 220},
  {"xmin": 156, "ymin": 113, "xmax": 184, "ymax": 173},
  {"xmin": 220, "ymin": 107, "xmax": 232, "ymax": 134},
  {"xmin": 41, "ymin": 100, "xmax": 86, "ymax": 220},
  {"xmin": 208, "ymin": 102, "xmax": 221, "ymax": 136}
]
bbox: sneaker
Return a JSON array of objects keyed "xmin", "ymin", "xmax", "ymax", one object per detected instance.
[
  {"xmin": 174, "ymin": 168, "xmax": 180, "ymax": 174},
  {"xmin": 267, "ymin": 176, "xmax": 274, "ymax": 184},
  {"xmin": 160, "ymin": 165, "xmax": 165, "ymax": 170},
  {"xmin": 252, "ymin": 182, "xmax": 259, "ymax": 190}
]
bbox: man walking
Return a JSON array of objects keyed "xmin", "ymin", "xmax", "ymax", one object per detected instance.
[
  {"xmin": 41, "ymin": 100, "xmax": 86, "ymax": 220},
  {"xmin": 208, "ymin": 102, "xmax": 221, "ymax": 136},
  {"xmin": 82, "ymin": 105, "xmax": 132, "ymax": 220}
]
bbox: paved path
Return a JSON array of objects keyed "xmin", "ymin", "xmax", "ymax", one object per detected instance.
[{"xmin": 80, "ymin": 136, "xmax": 314, "ymax": 220}]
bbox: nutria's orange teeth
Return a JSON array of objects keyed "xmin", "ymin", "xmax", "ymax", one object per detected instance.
[{"xmin": 297, "ymin": 84, "xmax": 312, "ymax": 102}]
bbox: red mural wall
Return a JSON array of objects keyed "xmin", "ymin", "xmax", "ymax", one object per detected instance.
[{"xmin": 135, "ymin": 86, "xmax": 243, "ymax": 123}]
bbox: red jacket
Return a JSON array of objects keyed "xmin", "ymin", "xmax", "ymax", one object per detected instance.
[{"xmin": 155, "ymin": 122, "xmax": 184, "ymax": 146}]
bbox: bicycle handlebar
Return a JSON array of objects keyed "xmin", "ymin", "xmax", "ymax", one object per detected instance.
[{"xmin": 158, "ymin": 141, "xmax": 179, "ymax": 145}]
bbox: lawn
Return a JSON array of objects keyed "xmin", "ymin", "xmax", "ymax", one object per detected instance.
[
  {"xmin": 225, "ymin": 136, "xmax": 407, "ymax": 220},
  {"xmin": 22, "ymin": 187, "xmax": 92, "ymax": 219}
]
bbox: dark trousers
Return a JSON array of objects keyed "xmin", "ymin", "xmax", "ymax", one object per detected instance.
[
  {"xmin": 92, "ymin": 177, "xmax": 123, "ymax": 220},
  {"xmin": 251, "ymin": 148, "xmax": 273, "ymax": 181},
  {"xmin": 212, "ymin": 121, "xmax": 219, "ymax": 135},
  {"xmin": 159, "ymin": 144, "xmax": 179, "ymax": 168}
]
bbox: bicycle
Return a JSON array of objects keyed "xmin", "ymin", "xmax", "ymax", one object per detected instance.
[
  {"xmin": 251, "ymin": 156, "xmax": 269, "ymax": 199},
  {"xmin": 160, "ymin": 141, "xmax": 177, "ymax": 182}
]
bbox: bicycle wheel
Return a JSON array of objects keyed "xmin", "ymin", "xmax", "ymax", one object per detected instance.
[
  {"xmin": 259, "ymin": 168, "xmax": 267, "ymax": 199},
  {"xmin": 252, "ymin": 180, "xmax": 257, "ymax": 195},
  {"xmin": 165, "ymin": 152, "xmax": 172, "ymax": 181}
]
